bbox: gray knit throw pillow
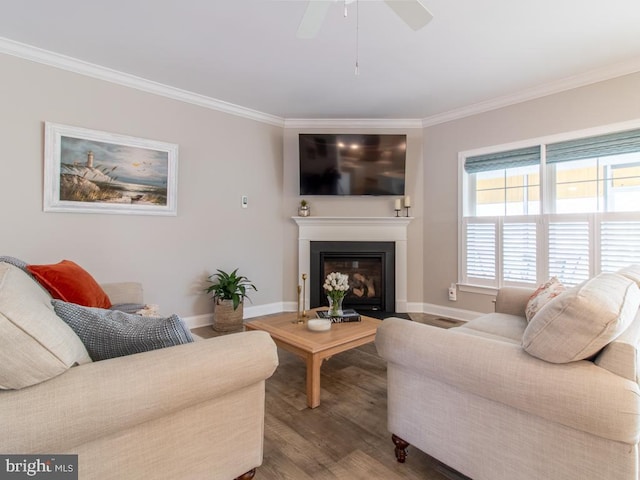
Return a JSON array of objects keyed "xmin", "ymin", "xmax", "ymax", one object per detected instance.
[{"xmin": 52, "ymin": 300, "xmax": 193, "ymax": 361}]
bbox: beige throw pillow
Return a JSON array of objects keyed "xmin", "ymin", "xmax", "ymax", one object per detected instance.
[
  {"xmin": 0, "ymin": 263, "xmax": 91, "ymax": 389},
  {"xmin": 522, "ymin": 273, "xmax": 640, "ymax": 363},
  {"xmin": 617, "ymin": 265, "xmax": 640, "ymax": 288}
]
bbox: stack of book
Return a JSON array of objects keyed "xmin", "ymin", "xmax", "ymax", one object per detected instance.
[{"xmin": 316, "ymin": 309, "xmax": 361, "ymax": 323}]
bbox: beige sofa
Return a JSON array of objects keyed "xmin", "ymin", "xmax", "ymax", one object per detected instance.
[
  {"xmin": 376, "ymin": 271, "xmax": 640, "ymax": 480},
  {"xmin": 0, "ymin": 261, "xmax": 278, "ymax": 480}
]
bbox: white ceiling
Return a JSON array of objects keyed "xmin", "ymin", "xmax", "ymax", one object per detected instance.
[{"xmin": 2, "ymin": 0, "xmax": 640, "ymax": 123}]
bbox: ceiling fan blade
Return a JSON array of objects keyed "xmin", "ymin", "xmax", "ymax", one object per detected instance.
[
  {"xmin": 297, "ymin": 1, "xmax": 333, "ymax": 39},
  {"xmin": 384, "ymin": 0, "xmax": 433, "ymax": 31}
]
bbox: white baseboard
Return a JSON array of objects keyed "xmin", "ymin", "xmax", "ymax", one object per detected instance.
[
  {"xmin": 405, "ymin": 302, "xmax": 424, "ymax": 314},
  {"xmin": 183, "ymin": 301, "xmax": 482, "ymax": 329},
  {"xmin": 244, "ymin": 302, "xmax": 288, "ymax": 318},
  {"xmin": 183, "ymin": 313, "xmax": 213, "ymax": 330},
  {"xmin": 183, "ymin": 302, "xmax": 289, "ymax": 329}
]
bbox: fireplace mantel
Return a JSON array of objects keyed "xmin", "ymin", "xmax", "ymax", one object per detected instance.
[
  {"xmin": 293, "ymin": 216, "xmax": 412, "ymax": 227},
  {"xmin": 293, "ymin": 216, "xmax": 413, "ymax": 312}
]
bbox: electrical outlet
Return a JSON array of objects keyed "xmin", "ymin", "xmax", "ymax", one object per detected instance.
[
  {"xmin": 448, "ymin": 283, "xmax": 457, "ymax": 301},
  {"xmin": 241, "ymin": 195, "xmax": 248, "ymax": 208}
]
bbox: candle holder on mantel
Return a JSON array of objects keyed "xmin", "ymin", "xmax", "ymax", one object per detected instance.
[
  {"xmin": 403, "ymin": 196, "xmax": 412, "ymax": 217},
  {"xmin": 393, "ymin": 198, "xmax": 402, "ymax": 217}
]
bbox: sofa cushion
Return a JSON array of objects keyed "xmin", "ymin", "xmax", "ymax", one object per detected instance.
[
  {"xmin": 27, "ymin": 260, "xmax": 112, "ymax": 308},
  {"xmin": 0, "ymin": 263, "xmax": 92, "ymax": 389},
  {"xmin": 102, "ymin": 282, "xmax": 144, "ymax": 306},
  {"xmin": 525, "ymin": 276, "xmax": 565, "ymax": 322},
  {"xmin": 52, "ymin": 300, "xmax": 194, "ymax": 361},
  {"xmin": 456, "ymin": 313, "xmax": 527, "ymax": 344},
  {"xmin": 522, "ymin": 273, "xmax": 640, "ymax": 363}
]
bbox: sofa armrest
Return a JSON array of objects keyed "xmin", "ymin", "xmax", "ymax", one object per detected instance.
[
  {"xmin": 376, "ymin": 318, "xmax": 640, "ymax": 444},
  {"xmin": 101, "ymin": 282, "xmax": 144, "ymax": 305},
  {"xmin": 494, "ymin": 286, "xmax": 534, "ymax": 316},
  {"xmin": 595, "ymin": 309, "xmax": 640, "ymax": 381},
  {"xmin": 0, "ymin": 330, "xmax": 278, "ymax": 453}
]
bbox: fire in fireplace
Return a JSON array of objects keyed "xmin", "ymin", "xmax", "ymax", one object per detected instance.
[{"xmin": 310, "ymin": 241, "xmax": 395, "ymax": 312}]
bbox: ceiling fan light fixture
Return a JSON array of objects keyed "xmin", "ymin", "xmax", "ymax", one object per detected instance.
[
  {"xmin": 296, "ymin": 0, "xmax": 432, "ymax": 39},
  {"xmin": 296, "ymin": 0, "xmax": 432, "ymax": 75},
  {"xmin": 384, "ymin": 0, "xmax": 433, "ymax": 31},
  {"xmin": 296, "ymin": 1, "xmax": 332, "ymax": 39}
]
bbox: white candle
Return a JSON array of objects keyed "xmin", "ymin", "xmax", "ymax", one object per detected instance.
[
  {"xmin": 404, "ymin": 196, "xmax": 411, "ymax": 207},
  {"xmin": 394, "ymin": 199, "xmax": 401, "ymax": 210}
]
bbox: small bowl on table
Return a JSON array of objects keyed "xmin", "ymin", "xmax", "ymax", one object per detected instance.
[{"xmin": 307, "ymin": 319, "xmax": 332, "ymax": 332}]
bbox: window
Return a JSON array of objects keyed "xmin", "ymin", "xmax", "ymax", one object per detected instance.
[{"xmin": 460, "ymin": 125, "xmax": 640, "ymax": 290}]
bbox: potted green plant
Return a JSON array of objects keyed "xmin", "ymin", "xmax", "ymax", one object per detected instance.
[
  {"xmin": 205, "ymin": 268, "xmax": 257, "ymax": 332},
  {"xmin": 298, "ymin": 199, "xmax": 310, "ymax": 217}
]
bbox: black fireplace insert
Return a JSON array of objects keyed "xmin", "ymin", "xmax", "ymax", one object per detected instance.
[{"xmin": 310, "ymin": 241, "xmax": 395, "ymax": 313}]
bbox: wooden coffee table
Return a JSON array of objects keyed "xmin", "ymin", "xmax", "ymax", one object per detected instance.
[{"xmin": 244, "ymin": 310, "xmax": 381, "ymax": 408}]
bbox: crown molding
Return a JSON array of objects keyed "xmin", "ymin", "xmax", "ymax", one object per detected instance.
[
  {"xmin": 0, "ymin": 36, "xmax": 285, "ymax": 127},
  {"xmin": 421, "ymin": 56, "xmax": 640, "ymax": 127},
  {"xmin": 3, "ymin": 36, "xmax": 640, "ymax": 131},
  {"xmin": 284, "ymin": 118, "xmax": 423, "ymax": 129}
]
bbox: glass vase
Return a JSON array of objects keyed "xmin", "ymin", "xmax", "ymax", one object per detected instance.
[{"xmin": 327, "ymin": 295, "xmax": 344, "ymax": 317}]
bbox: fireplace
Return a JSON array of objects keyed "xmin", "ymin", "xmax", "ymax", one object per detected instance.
[
  {"xmin": 294, "ymin": 216, "xmax": 412, "ymax": 313},
  {"xmin": 310, "ymin": 241, "xmax": 395, "ymax": 313}
]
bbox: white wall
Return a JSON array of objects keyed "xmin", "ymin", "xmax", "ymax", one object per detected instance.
[
  {"xmin": 282, "ymin": 127, "xmax": 424, "ymax": 310},
  {"xmin": 0, "ymin": 53, "xmax": 285, "ymax": 322},
  {"xmin": 423, "ymin": 72, "xmax": 640, "ymax": 315}
]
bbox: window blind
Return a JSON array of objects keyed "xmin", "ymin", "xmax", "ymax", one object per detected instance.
[
  {"xmin": 601, "ymin": 220, "xmax": 640, "ymax": 272},
  {"xmin": 547, "ymin": 129, "xmax": 640, "ymax": 164},
  {"xmin": 465, "ymin": 222, "xmax": 496, "ymax": 280},
  {"xmin": 502, "ymin": 222, "xmax": 536, "ymax": 283},
  {"xmin": 464, "ymin": 146, "xmax": 541, "ymax": 174},
  {"xmin": 548, "ymin": 221, "xmax": 590, "ymax": 286}
]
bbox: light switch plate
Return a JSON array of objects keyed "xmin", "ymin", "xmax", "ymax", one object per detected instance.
[{"xmin": 241, "ymin": 195, "xmax": 248, "ymax": 208}]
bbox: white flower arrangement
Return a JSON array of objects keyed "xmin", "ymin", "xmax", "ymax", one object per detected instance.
[{"xmin": 323, "ymin": 272, "xmax": 349, "ymax": 301}]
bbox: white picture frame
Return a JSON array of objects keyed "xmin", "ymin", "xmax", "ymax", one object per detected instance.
[{"xmin": 43, "ymin": 122, "xmax": 178, "ymax": 216}]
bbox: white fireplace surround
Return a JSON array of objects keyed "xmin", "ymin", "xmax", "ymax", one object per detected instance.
[{"xmin": 293, "ymin": 216, "xmax": 413, "ymax": 313}]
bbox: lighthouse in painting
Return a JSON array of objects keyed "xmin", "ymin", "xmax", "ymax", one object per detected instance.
[{"xmin": 86, "ymin": 151, "xmax": 94, "ymax": 168}]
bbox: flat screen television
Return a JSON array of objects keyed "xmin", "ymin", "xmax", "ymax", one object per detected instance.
[{"xmin": 299, "ymin": 134, "xmax": 406, "ymax": 195}]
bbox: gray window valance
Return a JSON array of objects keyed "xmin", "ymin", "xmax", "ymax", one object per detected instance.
[
  {"xmin": 464, "ymin": 146, "xmax": 541, "ymax": 174},
  {"xmin": 546, "ymin": 128, "xmax": 640, "ymax": 164}
]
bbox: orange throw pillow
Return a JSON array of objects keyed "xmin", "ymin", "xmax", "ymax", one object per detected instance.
[{"xmin": 27, "ymin": 260, "xmax": 112, "ymax": 308}]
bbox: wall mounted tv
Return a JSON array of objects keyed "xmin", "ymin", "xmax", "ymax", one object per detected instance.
[{"xmin": 299, "ymin": 134, "xmax": 406, "ymax": 196}]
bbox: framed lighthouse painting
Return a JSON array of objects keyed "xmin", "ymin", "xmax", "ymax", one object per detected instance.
[{"xmin": 43, "ymin": 122, "xmax": 178, "ymax": 216}]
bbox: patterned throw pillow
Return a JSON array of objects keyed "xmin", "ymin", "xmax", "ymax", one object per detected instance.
[
  {"xmin": 525, "ymin": 277, "xmax": 566, "ymax": 322},
  {"xmin": 52, "ymin": 300, "xmax": 194, "ymax": 361}
]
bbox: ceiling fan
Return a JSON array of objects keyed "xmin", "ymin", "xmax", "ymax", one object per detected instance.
[{"xmin": 296, "ymin": 0, "xmax": 433, "ymax": 39}]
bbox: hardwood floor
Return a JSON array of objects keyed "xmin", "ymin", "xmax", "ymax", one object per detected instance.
[{"xmin": 193, "ymin": 313, "xmax": 468, "ymax": 480}]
